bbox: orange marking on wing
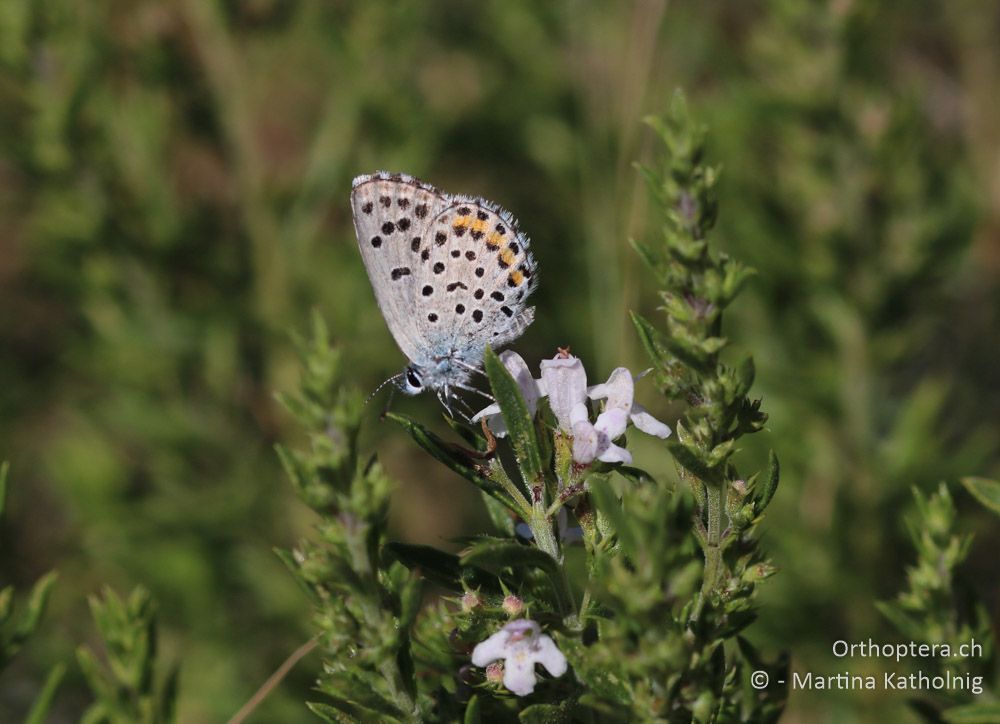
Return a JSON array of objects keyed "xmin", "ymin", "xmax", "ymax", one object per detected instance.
[
  {"xmin": 500, "ymin": 248, "xmax": 517, "ymax": 266},
  {"xmin": 508, "ymin": 270, "xmax": 524, "ymax": 287},
  {"xmin": 485, "ymin": 231, "xmax": 503, "ymax": 249},
  {"xmin": 453, "ymin": 217, "xmax": 490, "ymax": 233}
]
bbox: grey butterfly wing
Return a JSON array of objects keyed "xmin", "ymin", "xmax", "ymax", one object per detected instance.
[
  {"xmin": 351, "ymin": 173, "xmax": 449, "ymax": 365},
  {"xmin": 418, "ymin": 196, "xmax": 537, "ymax": 364}
]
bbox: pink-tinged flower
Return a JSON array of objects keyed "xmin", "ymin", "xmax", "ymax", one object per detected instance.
[
  {"xmin": 571, "ymin": 367, "xmax": 671, "ymax": 464},
  {"xmin": 472, "ymin": 352, "xmax": 671, "ymax": 465},
  {"xmin": 587, "ymin": 368, "xmax": 672, "ymax": 439},
  {"xmin": 539, "ymin": 354, "xmax": 588, "ymax": 432},
  {"xmin": 471, "ymin": 619, "xmax": 567, "ymax": 697},
  {"xmin": 471, "ymin": 351, "xmax": 542, "ymax": 437},
  {"xmin": 571, "ymin": 402, "xmax": 632, "ymax": 464}
]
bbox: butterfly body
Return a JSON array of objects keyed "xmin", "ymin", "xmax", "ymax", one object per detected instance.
[{"xmin": 351, "ymin": 171, "xmax": 537, "ymax": 399}]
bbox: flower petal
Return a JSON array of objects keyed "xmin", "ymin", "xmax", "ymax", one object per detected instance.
[
  {"xmin": 470, "ymin": 403, "xmax": 500, "ymax": 422},
  {"xmin": 502, "ymin": 653, "xmax": 538, "ymax": 696},
  {"xmin": 540, "ymin": 355, "xmax": 588, "ymax": 432},
  {"xmin": 471, "ymin": 630, "xmax": 509, "ymax": 667},
  {"xmin": 569, "ymin": 401, "xmax": 590, "ymax": 427},
  {"xmin": 597, "ymin": 442, "xmax": 632, "ymax": 465},
  {"xmin": 533, "ymin": 634, "xmax": 568, "ymax": 677},
  {"xmin": 499, "ymin": 350, "xmax": 541, "ymax": 411},
  {"xmin": 571, "ymin": 420, "xmax": 599, "ymax": 464},
  {"xmin": 587, "ymin": 367, "xmax": 634, "ymax": 413},
  {"xmin": 630, "ymin": 403, "xmax": 672, "ymax": 439},
  {"xmin": 471, "ymin": 403, "xmax": 509, "ymax": 438},
  {"xmin": 594, "ymin": 408, "xmax": 629, "ymax": 441}
]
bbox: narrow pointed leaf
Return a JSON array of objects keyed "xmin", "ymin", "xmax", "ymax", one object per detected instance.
[
  {"xmin": 386, "ymin": 542, "xmax": 501, "ymax": 594},
  {"xmin": 667, "ymin": 440, "xmax": 723, "ymax": 486},
  {"xmin": 24, "ymin": 662, "xmax": 66, "ymax": 724},
  {"xmin": 755, "ymin": 451, "xmax": 780, "ymax": 513},
  {"xmin": 631, "ymin": 311, "xmax": 709, "ymax": 373},
  {"xmin": 19, "ymin": 571, "xmax": 58, "ymax": 638},
  {"xmin": 460, "ymin": 540, "xmax": 560, "ymax": 579},
  {"xmin": 387, "ymin": 412, "xmax": 523, "ymax": 514},
  {"xmin": 961, "ymin": 477, "xmax": 1000, "ymax": 516},
  {"xmin": 464, "ymin": 695, "xmax": 482, "ymax": 724},
  {"xmin": 483, "ymin": 346, "xmax": 543, "ymax": 482}
]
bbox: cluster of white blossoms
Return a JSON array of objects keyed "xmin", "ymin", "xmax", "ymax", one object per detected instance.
[
  {"xmin": 473, "ymin": 350, "xmax": 672, "ymax": 465},
  {"xmin": 469, "ymin": 351, "xmax": 672, "ymax": 696}
]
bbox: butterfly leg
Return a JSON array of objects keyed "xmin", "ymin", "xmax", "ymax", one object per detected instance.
[
  {"xmin": 454, "ymin": 359, "xmax": 488, "ymax": 379},
  {"xmin": 453, "ymin": 381, "xmax": 494, "ymax": 403}
]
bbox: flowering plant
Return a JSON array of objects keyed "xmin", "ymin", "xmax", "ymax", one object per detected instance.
[{"xmin": 270, "ymin": 95, "xmax": 789, "ymax": 722}]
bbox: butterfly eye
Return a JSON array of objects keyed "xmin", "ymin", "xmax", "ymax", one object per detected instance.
[{"xmin": 403, "ymin": 367, "xmax": 424, "ymax": 394}]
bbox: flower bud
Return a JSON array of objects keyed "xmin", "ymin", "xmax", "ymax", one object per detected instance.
[
  {"xmin": 461, "ymin": 591, "xmax": 482, "ymax": 612},
  {"xmin": 502, "ymin": 594, "xmax": 523, "ymax": 617},
  {"xmin": 485, "ymin": 661, "xmax": 504, "ymax": 684}
]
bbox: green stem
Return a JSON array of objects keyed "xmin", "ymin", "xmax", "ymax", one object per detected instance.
[
  {"xmin": 345, "ymin": 522, "xmax": 418, "ymax": 719},
  {"xmin": 692, "ymin": 482, "xmax": 723, "ymax": 622},
  {"xmin": 527, "ymin": 502, "xmax": 576, "ymax": 620}
]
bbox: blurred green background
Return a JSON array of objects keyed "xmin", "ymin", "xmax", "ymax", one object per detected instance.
[{"xmin": 1, "ymin": 0, "xmax": 998, "ymax": 721}]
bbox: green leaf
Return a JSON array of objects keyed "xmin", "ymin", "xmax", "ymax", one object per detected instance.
[
  {"xmin": 386, "ymin": 542, "xmax": 500, "ymax": 594},
  {"xmin": 483, "ymin": 346, "xmax": 543, "ymax": 483},
  {"xmin": 310, "ymin": 687, "xmax": 405, "ymax": 721},
  {"xmin": 614, "ymin": 466, "xmax": 659, "ymax": 488},
  {"xmin": 943, "ymin": 702, "xmax": 1000, "ymax": 723},
  {"xmin": 961, "ymin": 477, "xmax": 1000, "ymax": 516},
  {"xmin": 874, "ymin": 601, "xmax": 924, "ymax": 642},
  {"xmin": 18, "ymin": 570, "xmax": 58, "ymax": 639},
  {"xmin": 464, "ymin": 694, "xmax": 481, "ymax": 724},
  {"xmin": 308, "ymin": 699, "xmax": 378, "ymax": 723},
  {"xmin": 520, "ymin": 702, "xmax": 573, "ymax": 723},
  {"xmin": 386, "ymin": 542, "xmax": 464, "ymax": 590},
  {"xmin": 459, "ymin": 538, "xmax": 571, "ymax": 610},
  {"xmin": 76, "ymin": 647, "xmax": 116, "ymax": 705},
  {"xmin": 460, "ymin": 540, "xmax": 560, "ymax": 580},
  {"xmin": 628, "ymin": 235, "xmax": 662, "ymax": 275},
  {"xmin": 630, "ymin": 311, "xmax": 670, "ymax": 372},
  {"xmin": 560, "ymin": 637, "xmax": 632, "ymax": 707},
  {"xmin": 667, "ymin": 439, "xmax": 723, "ymax": 486},
  {"xmin": 24, "ymin": 662, "xmax": 66, "ymax": 724},
  {"xmin": 631, "ymin": 311, "xmax": 710, "ymax": 374},
  {"xmin": 398, "ymin": 573, "xmax": 422, "ymax": 630},
  {"xmin": 387, "ymin": 412, "xmax": 525, "ymax": 515},
  {"xmin": 734, "ymin": 355, "xmax": 755, "ymax": 397},
  {"xmin": 755, "ymin": 451, "xmax": 780, "ymax": 513},
  {"xmin": 586, "ymin": 474, "xmax": 633, "ymax": 555}
]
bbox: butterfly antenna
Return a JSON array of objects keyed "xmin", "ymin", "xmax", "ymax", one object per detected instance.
[{"xmin": 367, "ymin": 373, "xmax": 403, "ymax": 408}]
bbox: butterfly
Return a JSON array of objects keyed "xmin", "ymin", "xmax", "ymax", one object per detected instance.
[{"xmin": 351, "ymin": 171, "xmax": 538, "ymax": 410}]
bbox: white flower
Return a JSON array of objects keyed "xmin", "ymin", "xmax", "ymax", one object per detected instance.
[
  {"xmin": 471, "ymin": 351, "xmax": 542, "ymax": 437},
  {"xmin": 571, "ymin": 402, "xmax": 632, "ymax": 464},
  {"xmin": 471, "ymin": 351, "xmax": 671, "ymax": 465},
  {"xmin": 588, "ymin": 368, "xmax": 672, "ymax": 439},
  {"xmin": 471, "ymin": 619, "xmax": 567, "ymax": 697},
  {"xmin": 538, "ymin": 354, "xmax": 588, "ymax": 432},
  {"xmin": 572, "ymin": 367, "xmax": 671, "ymax": 464}
]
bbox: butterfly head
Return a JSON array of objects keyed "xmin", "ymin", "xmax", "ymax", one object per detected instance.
[{"xmin": 399, "ymin": 365, "xmax": 425, "ymax": 395}]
